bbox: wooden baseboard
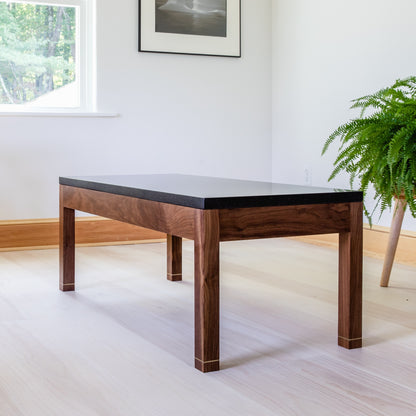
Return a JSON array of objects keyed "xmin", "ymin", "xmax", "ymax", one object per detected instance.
[
  {"xmin": 1, "ymin": 218, "xmax": 415, "ymax": 267},
  {"xmin": 293, "ymin": 224, "xmax": 416, "ymax": 267},
  {"xmin": 0, "ymin": 217, "xmax": 165, "ymax": 252}
]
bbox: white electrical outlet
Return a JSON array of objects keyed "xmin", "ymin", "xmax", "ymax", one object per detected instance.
[{"xmin": 304, "ymin": 168, "xmax": 312, "ymax": 185}]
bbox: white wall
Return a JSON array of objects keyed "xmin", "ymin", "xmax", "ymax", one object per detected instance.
[
  {"xmin": 5, "ymin": 0, "xmax": 415, "ymax": 230},
  {"xmin": 0, "ymin": 0, "xmax": 272, "ymax": 220},
  {"xmin": 272, "ymin": 0, "xmax": 416, "ymax": 230}
]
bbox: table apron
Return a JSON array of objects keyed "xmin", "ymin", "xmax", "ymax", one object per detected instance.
[
  {"xmin": 61, "ymin": 185, "xmax": 355, "ymax": 242},
  {"xmin": 60, "ymin": 185, "xmax": 195, "ymax": 239},
  {"xmin": 218, "ymin": 203, "xmax": 352, "ymax": 241}
]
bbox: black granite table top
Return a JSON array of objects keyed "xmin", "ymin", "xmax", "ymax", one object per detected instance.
[{"xmin": 59, "ymin": 174, "xmax": 362, "ymax": 209}]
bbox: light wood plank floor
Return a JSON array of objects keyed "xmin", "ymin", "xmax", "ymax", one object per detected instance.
[{"xmin": 0, "ymin": 239, "xmax": 415, "ymax": 416}]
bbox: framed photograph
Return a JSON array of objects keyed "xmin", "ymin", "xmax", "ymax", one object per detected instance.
[{"xmin": 139, "ymin": 0, "xmax": 241, "ymax": 57}]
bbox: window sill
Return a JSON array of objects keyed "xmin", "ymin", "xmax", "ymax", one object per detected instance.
[{"xmin": 0, "ymin": 111, "xmax": 119, "ymax": 118}]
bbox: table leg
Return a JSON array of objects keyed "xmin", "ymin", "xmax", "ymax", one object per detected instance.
[
  {"xmin": 167, "ymin": 235, "xmax": 182, "ymax": 281},
  {"xmin": 194, "ymin": 210, "xmax": 220, "ymax": 372},
  {"xmin": 338, "ymin": 202, "xmax": 363, "ymax": 349},
  {"xmin": 59, "ymin": 192, "xmax": 75, "ymax": 292}
]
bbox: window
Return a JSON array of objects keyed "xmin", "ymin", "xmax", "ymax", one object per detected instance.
[{"xmin": 0, "ymin": 0, "xmax": 95, "ymax": 112}]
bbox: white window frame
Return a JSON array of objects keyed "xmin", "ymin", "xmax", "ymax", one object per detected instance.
[{"xmin": 0, "ymin": 0, "xmax": 96, "ymax": 114}]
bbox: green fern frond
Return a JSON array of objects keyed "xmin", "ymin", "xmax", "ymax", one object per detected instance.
[{"xmin": 322, "ymin": 76, "xmax": 416, "ymax": 223}]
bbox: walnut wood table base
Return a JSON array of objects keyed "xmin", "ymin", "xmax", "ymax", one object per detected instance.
[{"xmin": 59, "ymin": 182, "xmax": 363, "ymax": 373}]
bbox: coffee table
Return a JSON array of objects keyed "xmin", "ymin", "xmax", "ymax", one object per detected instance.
[{"xmin": 59, "ymin": 174, "xmax": 363, "ymax": 372}]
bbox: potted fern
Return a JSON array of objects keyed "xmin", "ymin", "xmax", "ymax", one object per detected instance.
[{"xmin": 322, "ymin": 76, "xmax": 416, "ymax": 286}]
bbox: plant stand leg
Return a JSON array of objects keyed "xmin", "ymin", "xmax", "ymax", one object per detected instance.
[{"xmin": 380, "ymin": 197, "xmax": 406, "ymax": 287}]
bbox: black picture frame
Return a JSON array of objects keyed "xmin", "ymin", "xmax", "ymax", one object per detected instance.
[{"xmin": 139, "ymin": 0, "xmax": 241, "ymax": 58}]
